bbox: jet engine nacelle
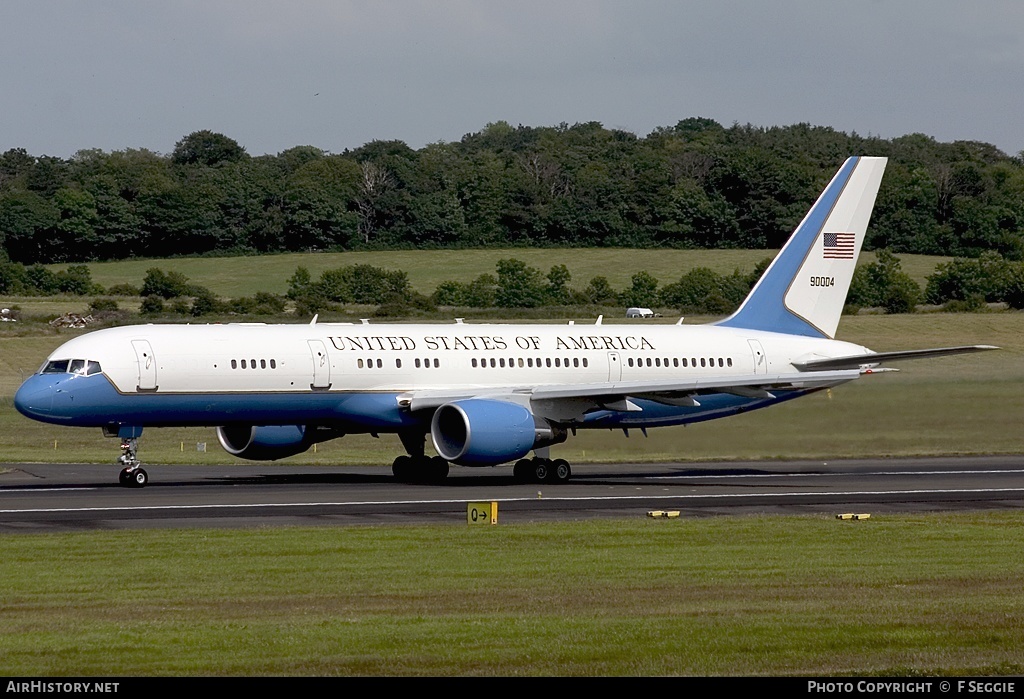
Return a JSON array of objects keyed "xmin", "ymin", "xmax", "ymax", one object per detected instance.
[
  {"xmin": 217, "ymin": 424, "xmax": 314, "ymax": 461},
  {"xmin": 430, "ymin": 399, "xmax": 566, "ymax": 466}
]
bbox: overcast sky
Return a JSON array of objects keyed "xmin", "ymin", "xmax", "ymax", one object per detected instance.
[{"xmin": 3, "ymin": 1, "xmax": 1023, "ymax": 159}]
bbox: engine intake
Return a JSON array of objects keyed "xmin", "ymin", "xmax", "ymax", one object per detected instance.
[{"xmin": 430, "ymin": 399, "xmax": 566, "ymax": 466}]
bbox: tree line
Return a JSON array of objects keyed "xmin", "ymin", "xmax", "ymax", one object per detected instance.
[{"xmin": 2, "ymin": 120, "xmax": 1023, "ymax": 265}]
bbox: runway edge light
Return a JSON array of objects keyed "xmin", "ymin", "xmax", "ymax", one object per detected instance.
[{"xmin": 837, "ymin": 513, "xmax": 872, "ymax": 520}]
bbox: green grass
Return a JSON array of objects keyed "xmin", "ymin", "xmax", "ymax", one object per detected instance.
[
  {"xmin": 2, "ymin": 514, "xmax": 1024, "ymax": 676},
  {"xmin": 1, "ymin": 312, "xmax": 1020, "ymax": 466},
  {"xmin": 45, "ymin": 249, "xmax": 950, "ymax": 298}
]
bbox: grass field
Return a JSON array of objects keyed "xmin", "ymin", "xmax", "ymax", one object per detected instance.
[
  {"xmin": 41, "ymin": 249, "xmax": 950, "ymax": 298},
  {"xmin": 2, "ymin": 514, "xmax": 1024, "ymax": 676}
]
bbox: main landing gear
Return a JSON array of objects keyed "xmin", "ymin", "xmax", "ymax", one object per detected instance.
[
  {"xmin": 392, "ymin": 430, "xmax": 450, "ymax": 483},
  {"xmin": 117, "ymin": 437, "xmax": 149, "ymax": 488},
  {"xmin": 513, "ymin": 457, "xmax": 571, "ymax": 484},
  {"xmin": 392, "ymin": 454, "xmax": 450, "ymax": 484}
]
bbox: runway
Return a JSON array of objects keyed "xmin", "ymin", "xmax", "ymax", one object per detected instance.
[{"xmin": 1, "ymin": 455, "xmax": 1023, "ymax": 532}]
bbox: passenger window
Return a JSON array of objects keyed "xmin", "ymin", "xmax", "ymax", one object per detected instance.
[{"xmin": 231, "ymin": 360, "xmax": 238, "ymax": 369}]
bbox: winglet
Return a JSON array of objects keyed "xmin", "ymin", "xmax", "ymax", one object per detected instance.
[{"xmin": 718, "ymin": 157, "xmax": 887, "ymax": 339}]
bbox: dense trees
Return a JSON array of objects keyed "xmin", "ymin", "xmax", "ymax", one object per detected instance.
[{"xmin": 2, "ymin": 122, "xmax": 1023, "ymax": 265}]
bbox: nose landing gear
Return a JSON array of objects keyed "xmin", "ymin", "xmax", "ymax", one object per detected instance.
[{"xmin": 117, "ymin": 437, "xmax": 148, "ymax": 488}]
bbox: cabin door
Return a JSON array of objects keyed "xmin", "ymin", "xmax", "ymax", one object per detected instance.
[
  {"xmin": 607, "ymin": 351, "xmax": 622, "ymax": 381},
  {"xmin": 747, "ymin": 339, "xmax": 767, "ymax": 374},
  {"xmin": 131, "ymin": 339, "xmax": 158, "ymax": 391},
  {"xmin": 308, "ymin": 340, "xmax": 331, "ymax": 390}
]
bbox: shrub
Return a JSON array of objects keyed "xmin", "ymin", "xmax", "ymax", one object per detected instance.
[
  {"xmin": 141, "ymin": 268, "xmax": 191, "ymax": 299},
  {"xmin": 107, "ymin": 283, "xmax": 140, "ymax": 296},
  {"xmin": 88, "ymin": 298, "xmax": 119, "ymax": 313},
  {"xmin": 139, "ymin": 295, "xmax": 165, "ymax": 315}
]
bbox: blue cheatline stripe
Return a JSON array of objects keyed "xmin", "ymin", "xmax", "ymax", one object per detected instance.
[
  {"xmin": 717, "ymin": 157, "xmax": 860, "ymax": 338},
  {"xmin": 15, "ymin": 373, "xmax": 422, "ymax": 431}
]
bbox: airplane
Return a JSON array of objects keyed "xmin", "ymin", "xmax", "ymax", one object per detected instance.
[{"xmin": 13, "ymin": 156, "xmax": 996, "ymax": 488}]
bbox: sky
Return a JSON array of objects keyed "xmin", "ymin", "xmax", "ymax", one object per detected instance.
[{"xmin": 3, "ymin": 1, "xmax": 1023, "ymax": 159}]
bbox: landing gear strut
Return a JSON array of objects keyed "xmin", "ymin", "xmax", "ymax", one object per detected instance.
[
  {"xmin": 513, "ymin": 457, "xmax": 571, "ymax": 484},
  {"xmin": 117, "ymin": 437, "xmax": 148, "ymax": 488}
]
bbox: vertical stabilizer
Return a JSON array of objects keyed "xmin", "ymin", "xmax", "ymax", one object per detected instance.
[{"xmin": 718, "ymin": 156, "xmax": 887, "ymax": 339}]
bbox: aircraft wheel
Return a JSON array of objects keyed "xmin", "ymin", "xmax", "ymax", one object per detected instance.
[
  {"xmin": 429, "ymin": 456, "xmax": 450, "ymax": 483},
  {"xmin": 513, "ymin": 459, "xmax": 533, "ymax": 483},
  {"xmin": 130, "ymin": 468, "xmax": 149, "ymax": 488},
  {"xmin": 548, "ymin": 459, "xmax": 571, "ymax": 484},
  {"xmin": 392, "ymin": 455, "xmax": 413, "ymax": 481},
  {"xmin": 532, "ymin": 459, "xmax": 550, "ymax": 483}
]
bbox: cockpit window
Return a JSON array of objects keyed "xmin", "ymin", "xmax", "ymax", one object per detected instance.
[
  {"xmin": 40, "ymin": 359, "xmax": 102, "ymax": 375},
  {"xmin": 41, "ymin": 360, "xmax": 70, "ymax": 374}
]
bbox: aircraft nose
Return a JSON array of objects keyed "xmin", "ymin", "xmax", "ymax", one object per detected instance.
[{"xmin": 14, "ymin": 375, "xmax": 54, "ymax": 418}]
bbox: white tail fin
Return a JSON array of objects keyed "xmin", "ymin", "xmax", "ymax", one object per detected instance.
[{"xmin": 718, "ymin": 156, "xmax": 887, "ymax": 339}]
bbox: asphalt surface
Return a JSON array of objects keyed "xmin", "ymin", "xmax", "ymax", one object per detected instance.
[{"xmin": 1, "ymin": 456, "xmax": 1023, "ymax": 532}]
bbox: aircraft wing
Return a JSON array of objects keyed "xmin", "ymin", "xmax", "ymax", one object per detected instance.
[
  {"xmin": 792, "ymin": 345, "xmax": 998, "ymax": 371},
  {"xmin": 403, "ymin": 369, "xmax": 862, "ymax": 418}
]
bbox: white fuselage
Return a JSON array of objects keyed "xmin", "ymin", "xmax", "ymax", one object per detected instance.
[{"xmin": 39, "ymin": 321, "xmax": 870, "ymax": 397}]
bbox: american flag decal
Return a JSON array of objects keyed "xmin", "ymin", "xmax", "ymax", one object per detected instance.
[{"xmin": 823, "ymin": 232, "xmax": 855, "ymax": 259}]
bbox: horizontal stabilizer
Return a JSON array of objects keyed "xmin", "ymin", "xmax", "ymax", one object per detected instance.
[{"xmin": 793, "ymin": 345, "xmax": 998, "ymax": 371}]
